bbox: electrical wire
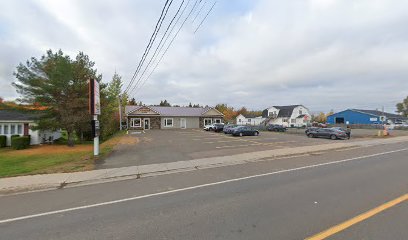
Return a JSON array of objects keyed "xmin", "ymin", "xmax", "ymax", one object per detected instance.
[
  {"xmin": 124, "ymin": 0, "xmax": 173, "ymax": 94},
  {"xmin": 132, "ymin": 0, "xmax": 200, "ymax": 97}
]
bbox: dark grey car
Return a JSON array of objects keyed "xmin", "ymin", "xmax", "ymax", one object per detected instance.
[{"xmin": 306, "ymin": 128, "xmax": 348, "ymax": 140}]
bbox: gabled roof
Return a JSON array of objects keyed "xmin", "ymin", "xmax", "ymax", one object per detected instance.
[
  {"xmin": 125, "ymin": 106, "xmax": 223, "ymax": 117},
  {"xmin": 0, "ymin": 110, "xmax": 40, "ymax": 121},
  {"xmin": 262, "ymin": 105, "xmax": 305, "ymax": 118}
]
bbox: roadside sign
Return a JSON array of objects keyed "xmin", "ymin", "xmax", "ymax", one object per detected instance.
[
  {"xmin": 89, "ymin": 79, "xmax": 101, "ymax": 115},
  {"xmin": 92, "ymin": 120, "xmax": 100, "ymax": 138}
]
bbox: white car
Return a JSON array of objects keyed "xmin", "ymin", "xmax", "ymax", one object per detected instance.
[{"xmin": 204, "ymin": 124, "xmax": 215, "ymax": 131}]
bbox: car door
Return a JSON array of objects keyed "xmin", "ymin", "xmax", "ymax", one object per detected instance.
[{"xmin": 316, "ymin": 128, "xmax": 327, "ymax": 138}]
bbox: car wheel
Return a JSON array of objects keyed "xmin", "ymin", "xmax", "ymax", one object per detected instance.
[
  {"xmin": 330, "ymin": 134, "xmax": 337, "ymax": 140},
  {"xmin": 254, "ymin": 131, "xmax": 259, "ymax": 136},
  {"xmin": 307, "ymin": 133, "xmax": 314, "ymax": 138},
  {"xmin": 239, "ymin": 132, "xmax": 243, "ymax": 137}
]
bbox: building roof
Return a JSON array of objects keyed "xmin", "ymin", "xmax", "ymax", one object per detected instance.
[
  {"xmin": 351, "ymin": 109, "xmax": 406, "ymax": 119},
  {"xmin": 125, "ymin": 106, "xmax": 223, "ymax": 117},
  {"xmin": 239, "ymin": 113, "xmax": 262, "ymax": 119},
  {"xmin": 262, "ymin": 105, "xmax": 303, "ymax": 118},
  {"xmin": 0, "ymin": 110, "xmax": 40, "ymax": 121}
]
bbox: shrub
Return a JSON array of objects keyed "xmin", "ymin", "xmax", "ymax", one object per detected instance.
[
  {"xmin": 11, "ymin": 135, "xmax": 31, "ymax": 150},
  {"xmin": 11, "ymin": 134, "xmax": 20, "ymax": 140},
  {"xmin": 0, "ymin": 135, "xmax": 6, "ymax": 148}
]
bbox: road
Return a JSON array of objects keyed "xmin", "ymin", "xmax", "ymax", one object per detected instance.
[{"xmin": 0, "ymin": 142, "xmax": 407, "ymax": 239}]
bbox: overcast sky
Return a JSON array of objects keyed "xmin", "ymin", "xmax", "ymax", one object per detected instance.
[{"xmin": 1, "ymin": 0, "xmax": 407, "ymax": 113}]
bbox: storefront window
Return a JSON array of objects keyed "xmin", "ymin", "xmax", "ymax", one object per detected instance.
[
  {"xmin": 204, "ymin": 118, "xmax": 212, "ymax": 125},
  {"xmin": 131, "ymin": 118, "xmax": 141, "ymax": 127},
  {"xmin": 164, "ymin": 118, "xmax": 173, "ymax": 127}
]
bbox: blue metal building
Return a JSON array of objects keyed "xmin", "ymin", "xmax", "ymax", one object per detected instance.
[{"xmin": 327, "ymin": 109, "xmax": 406, "ymax": 125}]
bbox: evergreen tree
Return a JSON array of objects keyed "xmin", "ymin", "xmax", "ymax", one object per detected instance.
[{"xmin": 13, "ymin": 50, "xmax": 101, "ymax": 146}]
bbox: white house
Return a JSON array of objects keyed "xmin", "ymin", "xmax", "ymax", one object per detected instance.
[
  {"xmin": 262, "ymin": 105, "xmax": 311, "ymax": 127},
  {"xmin": 236, "ymin": 114, "xmax": 266, "ymax": 125},
  {"xmin": 0, "ymin": 110, "xmax": 61, "ymax": 146}
]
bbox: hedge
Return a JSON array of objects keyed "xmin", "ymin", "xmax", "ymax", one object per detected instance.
[
  {"xmin": 11, "ymin": 135, "xmax": 31, "ymax": 150},
  {"xmin": 0, "ymin": 135, "xmax": 6, "ymax": 148}
]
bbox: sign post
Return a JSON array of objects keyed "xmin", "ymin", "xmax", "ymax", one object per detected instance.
[{"xmin": 89, "ymin": 79, "xmax": 101, "ymax": 156}]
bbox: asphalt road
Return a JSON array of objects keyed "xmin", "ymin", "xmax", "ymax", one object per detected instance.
[{"xmin": 1, "ymin": 142, "xmax": 407, "ymax": 240}]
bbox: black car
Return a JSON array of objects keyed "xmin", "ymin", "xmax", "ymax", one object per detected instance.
[
  {"xmin": 223, "ymin": 124, "xmax": 238, "ymax": 134},
  {"xmin": 232, "ymin": 126, "xmax": 259, "ymax": 137},
  {"xmin": 267, "ymin": 124, "xmax": 287, "ymax": 132},
  {"xmin": 306, "ymin": 128, "xmax": 348, "ymax": 140},
  {"xmin": 213, "ymin": 123, "xmax": 225, "ymax": 132}
]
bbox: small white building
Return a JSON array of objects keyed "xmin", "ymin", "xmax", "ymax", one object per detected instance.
[
  {"xmin": 236, "ymin": 114, "xmax": 266, "ymax": 125},
  {"xmin": 0, "ymin": 110, "xmax": 61, "ymax": 146},
  {"xmin": 262, "ymin": 105, "xmax": 311, "ymax": 127}
]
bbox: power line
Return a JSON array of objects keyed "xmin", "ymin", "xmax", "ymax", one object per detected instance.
[
  {"xmin": 191, "ymin": 0, "xmax": 206, "ymax": 24},
  {"xmin": 132, "ymin": 0, "xmax": 200, "ymax": 97},
  {"xmin": 128, "ymin": 0, "xmax": 187, "ymax": 96},
  {"xmin": 194, "ymin": 1, "xmax": 216, "ymax": 34},
  {"xmin": 124, "ymin": 0, "xmax": 173, "ymax": 94}
]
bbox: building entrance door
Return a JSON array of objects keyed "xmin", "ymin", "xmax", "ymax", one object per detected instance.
[
  {"xmin": 180, "ymin": 118, "xmax": 186, "ymax": 129},
  {"xmin": 144, "ymin": 118, "xmax": 150, "ymax": 130}
]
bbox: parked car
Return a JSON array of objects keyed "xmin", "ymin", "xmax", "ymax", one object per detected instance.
[
  {"xmin": 204, "ymin": 124, "xmax": 215, "ymax": 131},
  {"xmin": 213, "ymin": 123, "xmax": 225, "ymax": 132},
  {"xmin": 305, "ymin": 127, "xmax": 320, "ymax": 134},
  {"xmin": 331, "ymin": 127, "xmax": 351, "ymax": 139},
  {"xmin": 223, "ymin": 124, "xmax": 237, "ymax": 134},
  {"xmin": 232, "ymin": 126, "xmax": 260, "ymax": 137},
  {"xmin": 267, "ymin": 124, "xmax": 287, "ymax": 132},
  {"xmin": 306, "ymin": 128, "xmax": 348, "ymax": 140}
]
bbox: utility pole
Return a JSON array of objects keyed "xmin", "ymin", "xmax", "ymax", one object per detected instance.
[
  {"xmin": 89, "ymin": 79, "xmax": 100, "ymax": 157},
  {"xmin": 118, "ymin": 95, "xmax": 123, "ymax": 130}
]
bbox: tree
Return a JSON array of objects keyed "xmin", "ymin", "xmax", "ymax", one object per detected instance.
[
  {"xmin": 13, "ymin": 49, "xmax": 101, "ymax": 146},
  {"xmin": 188, "ymin": 102, "xmax": 192, "ymax": 107},
  {"xmin": 159, "ymin": 99, "xmax": 171, "ymax": 106},
  {"xmin": 396, "ymin": 96, "xmax": 408, "ymax": 117},
  {"xmin": 236, "ymin": 107, "xmax": 248, "ymax": 116},
  {"xmin": 215, "ymin": 103, "xmax": 238, "ymax": 123},
  {"xmin": 0, "ymin": 97, "xmax": 3, "ymax": 104},
  {"xmin": 98, "ymin": 72, "xmax": 124, "ymax": 140}
]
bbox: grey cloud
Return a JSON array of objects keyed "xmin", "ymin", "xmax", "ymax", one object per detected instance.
[{"xmin": 1, "ymin": 0, "xmax": 407, "ymax": 113}]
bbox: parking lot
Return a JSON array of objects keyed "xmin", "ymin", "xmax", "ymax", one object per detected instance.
[{"xmin": 98, "ymin": 129, "xmax": 352, "ymax": 169}]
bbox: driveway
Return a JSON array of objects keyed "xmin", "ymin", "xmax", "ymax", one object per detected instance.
[{"xmin": 97, "ymin": 129, "xmax": 353, "ymax": 169}]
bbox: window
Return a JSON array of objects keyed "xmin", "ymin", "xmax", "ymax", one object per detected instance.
[
  {"xmin": 164, "ymin": 118, "xmax": 173, "ymax": 127},
  {"xmin": 131, "ymin": 118, "xmax": 141, "ymax": 128},
  {"xmin": 283, "ymin": 119, "xmax": 288, "ymax": 123},
  {"xmin": 10, "ymin": 124, "xmax": 16, "ymax": 134},
  {"xmin": 204, "ymin": 118, "xmax": 212, "ymax": 125},
  {"xmin": 299, "ymin": 110, "xmax": 303, "ymax": 115},
  {"xmin": 0, "ymin": 124, "xmax": 2, "ymax": 134},
  {"xmin": 291, "ymin": 119, "xmax": 296, "ymax": 123},
  {"xmin": 214, "ymin": 119, "xmax": 222, "ymax": 123},
  {"xmin": 248, "ymin": 119, "xmax": 252, "ymax": 122},
  {"xmin": 17, "ymin": 124, "xmax": 22, "ymax": 134},
  {"xmin": 238, "ymin": 119, "xmax": 242, "ymax": 122},
  {"xmin": 4, "ymin": 125, "xmax": 9, "ymax": 134}
]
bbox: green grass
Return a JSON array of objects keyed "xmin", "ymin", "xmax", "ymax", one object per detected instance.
[{"xmin": 0, "ymin": 131, "xmax": 126, "ymax": 178}]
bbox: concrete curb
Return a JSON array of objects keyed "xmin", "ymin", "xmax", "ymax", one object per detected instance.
[{"xmin": 1, "ymin": 136, "xmax": 407, "ymax": 194}]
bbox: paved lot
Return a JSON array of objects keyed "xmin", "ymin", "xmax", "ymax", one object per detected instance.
[{"xmin": 98, "ymin": 129, "xmax": 356, "ymax": 168}]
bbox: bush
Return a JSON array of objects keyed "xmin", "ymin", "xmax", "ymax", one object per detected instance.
[
  {"xmin": 11, "ymin": 136, "xmax": 31, "ymax": 150},
  {"xmin": 11, "ymin": 134, "xmax": 20, "ymax": 140},
  {"xmin": 0, "ymin": 135, "xmax": 6, "ymax": 148}
]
